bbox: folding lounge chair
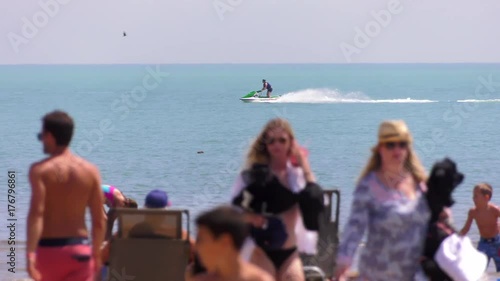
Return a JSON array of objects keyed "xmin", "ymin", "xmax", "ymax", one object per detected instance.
[
  {"xmin": 107, "ymin": 208, "xmax": 191, "ymax": 281},
  {"xmin": 302, "ymin": 189, "xmax": 341, "ymax": 281}
]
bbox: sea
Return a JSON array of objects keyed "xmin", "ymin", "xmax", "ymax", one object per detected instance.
[{"xmin": 1, "ymin": 63, "xmax": 500, "ymax": 280}]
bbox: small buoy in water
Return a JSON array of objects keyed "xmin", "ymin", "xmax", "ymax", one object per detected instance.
[{"xmin": 197, "ymin": 151, "xmax": 204, "ymax": 154}]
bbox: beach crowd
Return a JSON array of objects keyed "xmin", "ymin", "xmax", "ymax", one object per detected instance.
[{"xmin": 26, "ymin": 110, "xmax": 498, "ymax": 281}]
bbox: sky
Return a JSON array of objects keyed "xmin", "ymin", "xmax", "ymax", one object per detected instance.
[{"xmin": 1, "ymin": 0, "xmax": 499, "ymax": 64}]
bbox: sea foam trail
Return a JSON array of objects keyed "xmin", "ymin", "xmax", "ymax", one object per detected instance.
[
  {"xmin": 275, "ymin": 89, "xmax": 437, "ymax": 103},
  {"xmin": 457, "ymin": 99, "xmax": 500, "ymax": 103}
]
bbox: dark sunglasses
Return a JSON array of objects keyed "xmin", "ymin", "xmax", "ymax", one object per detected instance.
[
  {"xmin": 384, "ymin": 141, "xmax": 408, "ymax": 150},
  {"xmin": 265, "ymin": 137, "xmax": 288, "ymax": 145}
]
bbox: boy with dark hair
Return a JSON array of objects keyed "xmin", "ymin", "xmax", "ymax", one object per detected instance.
[{"xmin": 186, "ymin": 206, "xmax": 274, "ymax": 281}]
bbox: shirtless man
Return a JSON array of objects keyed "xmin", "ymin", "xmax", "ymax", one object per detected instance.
[
  {"xmin": 27, "ymin": 110, "xmax": 105, "ymax": 281},
  {"xmin": 185, "ymin": 206, "xmax": 274, "ymax": 281},
  {"xmin": 460, "ymin": 182, "xmax": 500, "ymax": 271}
]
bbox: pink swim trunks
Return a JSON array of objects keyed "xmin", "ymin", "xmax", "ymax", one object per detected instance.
[{"xmin": 36, "ymin": 238, "xmax": 94, "ymax": 281}]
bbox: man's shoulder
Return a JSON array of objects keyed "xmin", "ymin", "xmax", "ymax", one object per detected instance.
[
  {"xmin": 32, "ymin": 154, "xmax": 101, "ymax": 185},
  {"xmin": 69, "ymin": 153, "xmax": 99, "ymax": 171},
  {"xmin": 30, "ymin": 153, "xmax": 98, "ymax": 171},
  {"xmin": 65, "ymin": 155, "xmax": 102, "ymax": 181},
  {"xmin": 28, "ymin": 156, "xmax": 54, "ymax": 176}
]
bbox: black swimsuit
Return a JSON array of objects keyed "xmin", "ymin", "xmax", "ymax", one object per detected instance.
[
  {"xmin": 232, "ymin": 164, "xmax": 324, "ymax": 270},
  {"xmin": 232, "ymin": 165, "xmax": 299, "ymax": 269}
]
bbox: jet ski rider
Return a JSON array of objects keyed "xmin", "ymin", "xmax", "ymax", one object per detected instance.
[{"xmin": 257, "ymin": 79, "xmax": 273, "ymax": 98}]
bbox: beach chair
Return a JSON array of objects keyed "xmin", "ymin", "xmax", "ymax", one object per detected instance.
[
  {"xmin": 106, "ymin": 208, "xmax": 191, "ymax": 281},
  {"xmin": 304, "ymin": 266, "xmax": 326, "ymax": 281},
  {"xmin": 301, "ymin": 189, "xmax": 341, "ymax": 281}
]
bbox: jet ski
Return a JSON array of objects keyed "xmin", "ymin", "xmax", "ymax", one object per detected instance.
[{"xmin": 240, "ymin": 91, "xmax": 280, "ymax": 103}]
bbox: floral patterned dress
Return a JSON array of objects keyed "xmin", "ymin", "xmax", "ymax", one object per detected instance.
[{"xmin": 337, "ymin": 171, "xmax": 431, "ymax": 281}]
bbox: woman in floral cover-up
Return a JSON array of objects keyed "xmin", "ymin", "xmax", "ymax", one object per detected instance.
[{"xmin": 335, "ymin": 120, "xmax": 431, "ymax": 281}]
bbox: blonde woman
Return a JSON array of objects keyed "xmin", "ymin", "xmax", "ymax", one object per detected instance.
[
  {"xmin": 231, "ymin": 118, "xmax": 323, "ymax": 281},
  {"xmin": 335, "ymin": 120, "xmax": 431, "ymax": 281}
]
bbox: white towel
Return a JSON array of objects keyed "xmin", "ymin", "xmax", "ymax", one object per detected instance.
[{"xmin": 434, "ymin": 233, "xmax": 488, "ymax": 281}]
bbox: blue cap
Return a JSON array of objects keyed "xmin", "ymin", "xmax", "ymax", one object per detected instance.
[{"xmin": 144, "ymin": 189, "xmax": 169, "ymax": 208}]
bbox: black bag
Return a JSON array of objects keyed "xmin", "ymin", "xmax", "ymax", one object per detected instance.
[
  {"xmin": 298, "ymin": 182, "xmax": 325, "ymax": 231},
  {"xmin": 232, "ymin": 164, "xmax": 298, "ymax": 215}
]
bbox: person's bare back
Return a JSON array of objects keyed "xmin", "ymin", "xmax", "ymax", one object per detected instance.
[
  {"xmin": 31, "ymin": 152, "xmax": 103, "ymax": 238},
  {"xmin": 27, "ymin": 110, "xmax": 105, "ymax": 281}
]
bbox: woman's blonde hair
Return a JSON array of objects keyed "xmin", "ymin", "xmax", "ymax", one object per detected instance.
[
  {"xmin": 244, "ymin": 118, "xmax": 295, "ymax": 169},
  {"xmin": 358, "ymin": 120, "xmax": 427, "ymax": 183}
]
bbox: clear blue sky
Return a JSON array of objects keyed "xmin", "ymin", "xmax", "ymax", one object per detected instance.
[{"xmin": 1, "ymin": 0, "xmax": 499, "ymax": 64}]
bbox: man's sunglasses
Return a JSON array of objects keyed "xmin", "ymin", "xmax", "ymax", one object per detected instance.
[
  {"xmin": 265, "ymin": 137, "xmax": 288, "ymax": 145},
  {"xmin": 37, "ymin": 132, "xmax": 43, "ymax": 141},
  {"xmin": 384, "ymin": 141, "xmax": 408, "ymax": 150}
]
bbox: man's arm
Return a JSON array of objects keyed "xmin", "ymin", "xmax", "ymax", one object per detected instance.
[
  {"xmin": 459, "ymin": 209, "xmax": 474, "ymax": 236},
  {"xmin": 88, "ymin": 167, "xmax": 106, "ymax": 269},
  {"xmin": 26, "ymin": 164, "xmax": 46, "ymax": 257}
]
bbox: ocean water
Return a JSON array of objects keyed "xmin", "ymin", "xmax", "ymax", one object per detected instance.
[{"xmin": 1, "ymin": 63, "xmax": 500, "ymax": 280}]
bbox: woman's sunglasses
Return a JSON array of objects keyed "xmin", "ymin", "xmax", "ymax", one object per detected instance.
[
  {"xmin": 265, "ymin": 137, "xmax": 288, "ymax": 145},
  {"xmin": 384, "ymin": 141, "xmax": 408, "ymax": 150}
]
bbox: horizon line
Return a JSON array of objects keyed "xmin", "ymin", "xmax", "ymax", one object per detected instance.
[{"xmin": 1, "ymin": 62, "xmax": 500, "ymax": 66}]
